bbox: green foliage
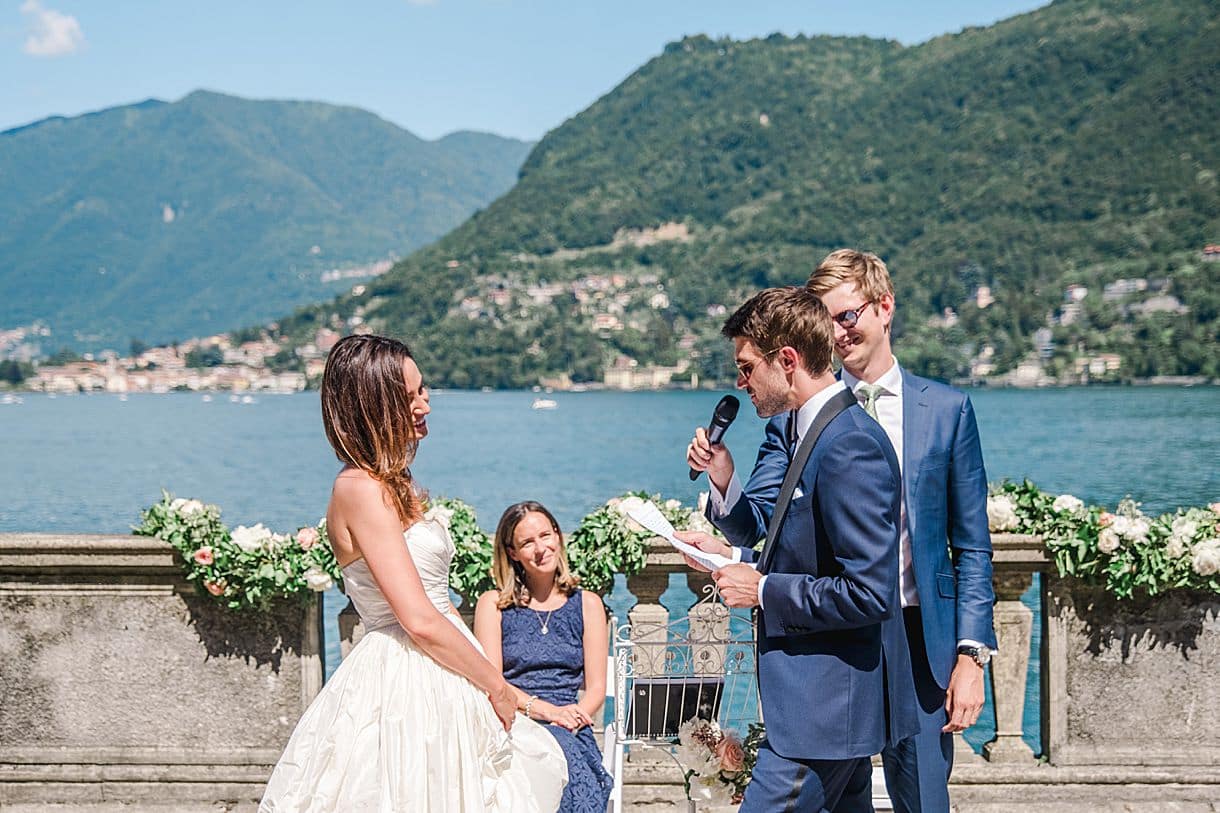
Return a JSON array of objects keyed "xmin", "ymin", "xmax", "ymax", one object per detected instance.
[
  {"xmin": 134, "ymin": 491, "xmax": 340, "ymax": 611},
  {"xmin": 46, "ymin": 346, "xmax": 83, "ymax": 365},
  {"xmin": 1, "ymin": 91, "xmax": 533, "ymax": 352},
  {"xmin": 988, "ymin": 481, "xmax": 1220, "ymax": 599},
  {"xmin": 567, "ymin": 493, "xmax": 721, "ymax": 593},
  {"xmin": 429, "ymin": 497, "xmax": 497, "ymax": 600},
  {"xmin": 0, "ymin": 360, "xmax": 27, "ymax": 385},
  {"xmin": 275, "ymin": 0, "xmax": 1219, "ymax": 387},
  {"xmin": 185, "ymin": 344, "xmax": 224, "ymax": 368}
]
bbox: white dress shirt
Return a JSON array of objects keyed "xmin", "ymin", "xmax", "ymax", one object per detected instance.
[{"xmin": 841, "ymin": 359, "xmax": 918, "ymax": 608}]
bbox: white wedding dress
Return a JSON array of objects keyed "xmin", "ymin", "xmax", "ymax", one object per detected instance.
[{"xmin": 260, "ymin": 519, "xmax": 568, "ymax": 812}]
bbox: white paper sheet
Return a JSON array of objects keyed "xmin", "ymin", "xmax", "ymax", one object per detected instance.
[{"xmin": 624, "ymin": 501, "xmax": 734, "ymax": 572}]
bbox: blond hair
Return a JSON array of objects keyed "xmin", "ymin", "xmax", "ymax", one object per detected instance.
[
  {"xmin": 805, "ymin": 248, "xmax": 894, "ymax": 302},
  {"xmin": 492, "ymin": 501, "xmax": 580, "ymax": 609},
  {"xmin": 320, "ymin": 334, "xmax": 425, "ymax": 526}
]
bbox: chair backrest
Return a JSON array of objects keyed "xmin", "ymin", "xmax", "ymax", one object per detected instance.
[{"xmin": 601, "ymin": 616, "xmax": 624, "ymax": 812}]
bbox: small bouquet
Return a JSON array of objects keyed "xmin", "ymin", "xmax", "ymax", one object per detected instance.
[{"xmin": 674, "ymin": 717, "xmax": 764, "ymax": 806}]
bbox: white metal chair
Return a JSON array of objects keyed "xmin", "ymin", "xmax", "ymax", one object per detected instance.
[{"xmin": 602, "ymin": 589, "xmax": 760, "ymax": 811}]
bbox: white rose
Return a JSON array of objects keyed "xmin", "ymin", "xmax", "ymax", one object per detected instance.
[
  {"xmin": 615, "ymin": 495, "xmax": 648, "ymax": 516},
  {"xmin": 1126, "ymin": 517, "xmax": 1151, "ymax": 541},
  {"xmin": 1190, "ymin": 539, "xmax": 1220, "ymax": 576},
  {"xmin": 615, "ymin": 496, "xmax": 650, "ymax": 532},
  {"xmin": 424, "ymin": 504, "xmax": 455, "ymax": 529},
  {"xmin": 685, "ymin": 510, "xmax": 716, "ymax": 536},
  {"xmin": 170, "ymin": 497, "xmax": 205, "ymax": 516},
  {"xmin": 1209, "ymin": 502, "xmax": 1220, "ymax": 516},
  {"xmin": 1172, "ymin": 518, "xmax": 1199, "ymax": 539},
  {"xmin": 1097, "ymin": 527, "xmax": 1121, "ymax": 554},
  {"xmin": 303, "ymin": 566, "xmax": 334, "ymax": 592},
  {"xmin": 1110, "ymin": 515, "xmax": 1133, "ymax": 537},
  {"xmin": 664, "ymin": 499, "xmax": 682, "ymax": 511},
  {"xmin": 987, "ymin": 495, "xmax": 1019, "ymax": 532},
  {"xmin": 1165, "ymin": 536, "xmax": 1187, "ymax": 559},
  {"xmin": 1052, "ymin": 494, "xmax": 1084, "ymax": 515},
  {"xmin": 231, "ymin": 523, "xmax": 272, "ymax": 553}
]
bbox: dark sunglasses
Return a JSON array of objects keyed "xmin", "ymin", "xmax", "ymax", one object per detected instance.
[{"xmin": 832, "ymin": 301, "xmax": 875, "ymax": 329}]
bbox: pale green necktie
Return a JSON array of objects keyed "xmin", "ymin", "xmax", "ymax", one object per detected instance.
[{"xmin": 856, "ymin": 383, "xmax": 883, "ymax": 420}]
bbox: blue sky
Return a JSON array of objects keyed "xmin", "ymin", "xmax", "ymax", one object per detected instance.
[{"xmin": 4, "ymin": 0, "xmax": 1049, "ymax": 142}]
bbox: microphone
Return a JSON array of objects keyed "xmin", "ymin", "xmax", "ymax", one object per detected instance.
[{"xmin": 689, "ymin": 395, "xmax": 740, "ymax": 480}]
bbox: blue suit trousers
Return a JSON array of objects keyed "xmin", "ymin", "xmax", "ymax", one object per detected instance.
[
  {"xmin": 881, "ymin": 608, "xmax": 954, "ymax": 813},
  {"xmin": 741, "ymin": 739, "xmax": 872, "ymax": 813}
]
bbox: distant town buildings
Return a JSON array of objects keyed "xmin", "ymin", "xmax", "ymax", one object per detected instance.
[{"xmin": 602, "ymin": 355, "xmax": 690, "ymax": 390}]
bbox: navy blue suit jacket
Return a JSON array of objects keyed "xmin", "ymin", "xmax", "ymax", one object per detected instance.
[
  {"xmin": 717, "ymin": 403, "xmax": 919, "ymax": 760},
  {"xmin": 720, "ymin": 373, "xmax": 997, "ymax": 690}
]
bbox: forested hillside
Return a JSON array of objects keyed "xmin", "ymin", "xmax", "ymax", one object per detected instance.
[
  {"xmin": 0, "ymin": 91, "xmax": 532, "ymax": 350},
  {"xmin": 274, "ymin": 0, "xmax": 1219, "ymax": 386}
]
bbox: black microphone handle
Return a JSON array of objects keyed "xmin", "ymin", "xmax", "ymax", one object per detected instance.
[{"xmin": 689, "ymin": 420, "xmax": 730, "ymax": 480}]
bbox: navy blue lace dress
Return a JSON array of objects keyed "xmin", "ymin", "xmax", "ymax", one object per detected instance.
[{"xmin": 501, "ymin": 590, "xmax": 613, "ymax": 813}]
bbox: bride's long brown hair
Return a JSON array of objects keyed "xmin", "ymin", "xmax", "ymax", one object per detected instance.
[{"xmin": 321, "ymin": 334, "xmax": 425, "ymax": 525}]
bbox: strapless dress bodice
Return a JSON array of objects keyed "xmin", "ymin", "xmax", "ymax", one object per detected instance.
[{"xmin": 340, "ymin": 518, "xmax": 455, "ymax": 630}]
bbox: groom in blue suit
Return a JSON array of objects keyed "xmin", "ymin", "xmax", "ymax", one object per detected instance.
[{"xmin": 680, "ymin": 286, "xmax": 918, "ymax": 812}]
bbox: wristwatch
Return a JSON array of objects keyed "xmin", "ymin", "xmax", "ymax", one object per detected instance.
[{"xmin": 957, "ymin": 644, "xmax": 993, "ymax": 667}]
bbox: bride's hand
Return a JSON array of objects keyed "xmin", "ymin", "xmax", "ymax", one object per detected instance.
[{"xmin": 489, "ymin": 683, "xmax": 516, "ymax": 731}]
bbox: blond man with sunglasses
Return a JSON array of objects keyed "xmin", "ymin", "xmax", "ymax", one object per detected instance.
[{"xmin": 808, "ymin": 250, "xmax": 995, "ymax": 813}]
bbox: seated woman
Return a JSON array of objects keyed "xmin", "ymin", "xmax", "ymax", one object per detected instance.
[{"xmin": 475, "ymin": 501, "xmax": 614, "ymax": 813}]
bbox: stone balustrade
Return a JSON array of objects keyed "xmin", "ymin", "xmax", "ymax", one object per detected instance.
[
  {"xmin": 0, "ymin": 534, "xmax": 321, "ymax": 812},
  {"xmin": 4, "ymin": 531, "xmax": 1219, "ymax": 811}
]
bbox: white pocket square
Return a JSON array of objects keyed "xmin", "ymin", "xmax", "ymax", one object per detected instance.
[{"xmin": 793, "ymin": 487, "xmax": 804, "ymax": 499}]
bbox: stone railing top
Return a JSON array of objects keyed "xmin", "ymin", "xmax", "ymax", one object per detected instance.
[
  {"xmin": 0, "ymin": 532, "xmax": 179, "ymax": 573},
  {"xmin": 990, "ymin": 533, "xmax": 1048, "ymax": 572}
]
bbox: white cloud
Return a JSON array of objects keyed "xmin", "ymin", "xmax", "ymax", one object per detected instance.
[{"xmin": 21, "ymin": 0, "xmax": 85, "ymax": 57}]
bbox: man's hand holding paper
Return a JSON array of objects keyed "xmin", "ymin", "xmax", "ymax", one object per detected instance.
[{"xmin": 622, "ymin": 502, "xmax": 734, "ymax": 572}]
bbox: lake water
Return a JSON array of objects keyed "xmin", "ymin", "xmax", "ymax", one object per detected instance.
[{"xmin": 2, "ymin": 386, "xmax": 1218, "ymax": 754}]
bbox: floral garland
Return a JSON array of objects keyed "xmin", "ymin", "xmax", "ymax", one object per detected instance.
[
  {"xmin": 136, "ymin": 490, "xmax": 717, "ymax": 610},
  {"xmin": 566, "ymin": 492, "xmax": 724, "ymax": 594},
  {"xmin": 134, "ymin": 491, "xmax": 338, "ymax": 611},
  {"xmin": 987, "ymin": 480, "xmax": 1220, "ymax": 599},
  {"xmin": 674, "ymin": 717, "xmax": 765, "ymax": 806}
]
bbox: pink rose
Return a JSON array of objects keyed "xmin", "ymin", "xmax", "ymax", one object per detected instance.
[
  {"xmin": 1099, "ymin": 512, "xmax": 1115, "ymax": 528},
  {"xmin": 204, "ymin": 580, "xmax": 225, "ymax": 596},
  {"xmin": 296, "ymin": 527, "xmax": 320, "ymax": 550},
  {"xmin": 716, "ymin": 735, "xmax": 746, "ymax": 773},
  {"xmin": 193, "ymin": 546, "xmax": 214, "ymax": 565}
]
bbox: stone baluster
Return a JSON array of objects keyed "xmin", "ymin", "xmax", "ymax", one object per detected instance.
[
  {"xmin": 626, "ymin": 537, "xmax": 684, "ymax": 677},
  {"xmin": 981, "ymin": 533, "xmax": 1047, "ymax": 763}
]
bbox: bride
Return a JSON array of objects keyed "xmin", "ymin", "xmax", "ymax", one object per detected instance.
[{"xmin": 260, "ymin": 334, "xmax": 567, "ymax": 812}]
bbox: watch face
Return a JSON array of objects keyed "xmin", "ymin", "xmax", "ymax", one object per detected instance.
[{"xmin": 977, "ymin": 647, "xmax": 992, "ymax": 665}]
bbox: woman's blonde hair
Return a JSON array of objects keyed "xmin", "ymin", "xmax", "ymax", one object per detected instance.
[
  {"xmin": 320, "ymin": 334, "xmax": 425, "ymax": 526},
  {"xmin": 492, "ymin": 501, "xmax": 580, "ymax": 609}
]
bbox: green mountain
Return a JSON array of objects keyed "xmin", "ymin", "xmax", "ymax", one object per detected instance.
[
  {"xmin": 0, "ymin": 91, "xmax": 532, "ymax": 351},
  {"xmin": 282, "ymin": 0, "xmax": 1218, "ymax": 386}
]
